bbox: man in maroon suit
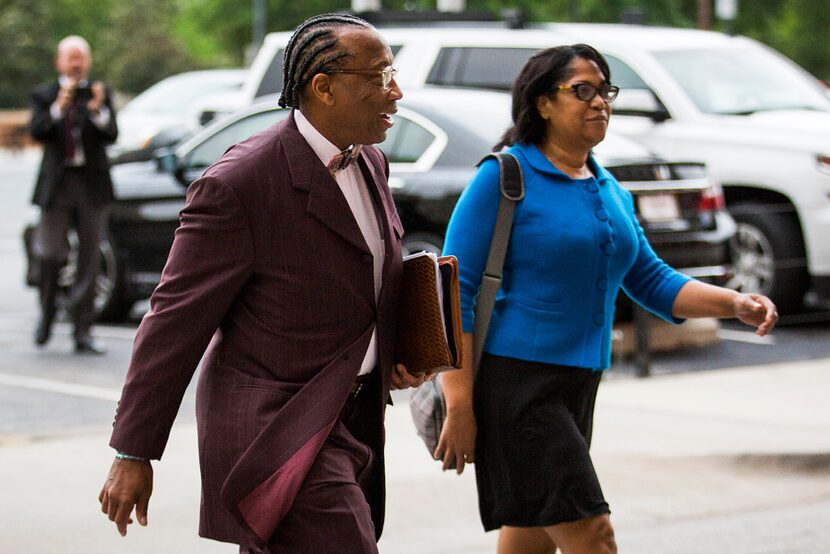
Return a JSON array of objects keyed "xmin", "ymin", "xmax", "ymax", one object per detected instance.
[{"xmin": 99, "ymin": 13, "xmax": 423, "ymax": 552}]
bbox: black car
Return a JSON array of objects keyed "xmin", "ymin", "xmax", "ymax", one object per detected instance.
[{"xmin": 24, "ymin": 88, "xmax": 735, "ymax": 321}]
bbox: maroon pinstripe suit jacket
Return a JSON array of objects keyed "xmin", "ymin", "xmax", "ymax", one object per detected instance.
[{"xmin": 110, "ymin": 112, "xmax": 403, "ymax": 550}]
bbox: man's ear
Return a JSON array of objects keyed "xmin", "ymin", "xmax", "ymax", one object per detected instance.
[{"xmin": 308, "ymin": 73, "xmax": 336, "ymax": 107}]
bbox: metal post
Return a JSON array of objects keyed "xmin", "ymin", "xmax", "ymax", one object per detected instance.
[
  {"xmin": 633, "ymin": 304, "xmax": 651, "ymax": 378},
  {"xmin": 252, "ymin": 0, "xmax": 266, "ymax": 51},
  {"xmin": 697, "ymin": 0, "xmax": 712, "ymax": 30},
  {"xmin": 437, "ymin": 0, "xmax": 465, "ymax": 11},
  {"xmin": 716, "ymin": 0, "xmax": 738, "ymax": 35},
  {"xmin": 569, "ymin": 0, "xmax": 580, "ymax": 21},
  {"xmin": 352, "ymin": 0, "xmax": 382, "ymax": 11}
]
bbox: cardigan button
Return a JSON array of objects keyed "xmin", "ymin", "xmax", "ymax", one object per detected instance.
[
  {"xmin": 601, "ymin": 242, "xmax": 617, "ymax": 255},
  {"xmin": 596, "ymin": 209, "xmax": 608, "ymax": 221}
]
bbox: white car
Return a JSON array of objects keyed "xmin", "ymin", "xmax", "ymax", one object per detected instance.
[
  {"xmin": 238, "ymin": 23, "xmax": 830, "ymax": 313},
  {"xmin": 112, "ymin": 68, "xmax": 246, "ymax": 161}
]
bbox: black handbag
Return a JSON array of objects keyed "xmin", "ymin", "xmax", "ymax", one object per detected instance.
[{"xmin": 409, "ymin": 152, "xmax": 524, "ymax": 457}]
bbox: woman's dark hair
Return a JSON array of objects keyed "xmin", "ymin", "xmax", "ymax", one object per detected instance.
[
  {"xmin": 495, "ymin": 43, "xmax": 612, "ymax": 151},
  {"xmin": 278, "ymin": 13, "xmax": 372, "ymax": 109}
]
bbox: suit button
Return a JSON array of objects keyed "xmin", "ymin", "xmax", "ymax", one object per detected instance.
[{"xmin": 362, "ymin": 254, "xmax": 373, "ymax": 264}]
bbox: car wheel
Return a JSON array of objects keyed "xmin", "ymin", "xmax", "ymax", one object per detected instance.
[
  {"xmin": 726, "ymin": 205, "xmax": 808, "ymax": 313},
  {"xmin": 57, "ymin": 231, "xmax": 134, "ymax": 322},
  {"xmin": 402, "ymin": 232, "xmax": 444, "ymax": 256}
]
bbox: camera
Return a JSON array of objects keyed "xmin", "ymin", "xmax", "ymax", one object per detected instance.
[{"xmin": 73, "ymin": 84, "xmax": 93, "ymax": 100}]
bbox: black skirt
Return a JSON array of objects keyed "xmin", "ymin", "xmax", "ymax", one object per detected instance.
[{"xmin": 473, "ymin": 354, "xmax": 610, "ymax": 531}]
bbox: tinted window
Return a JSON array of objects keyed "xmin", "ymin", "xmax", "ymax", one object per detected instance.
[
  {"xmin": 604, "ymin": 55, "xmax": 649, "ymax": 89},
  {"xmin": 255, "ymin": 48, "xmax": 285, "ymax": 98},
  {"xmin": 255, "ymin": 46, "xmax": 400, "ymax": 99},
  {"xmin": 427, "ymin": 47, "xmax": 537, "ymax": 90},
  {"xmin": 379, "ymin": 116, "xmax": 436, "ymax": 163},
  {"xmin": 188, "ymin": 110, "xmax": 289, "ymax": 167}
]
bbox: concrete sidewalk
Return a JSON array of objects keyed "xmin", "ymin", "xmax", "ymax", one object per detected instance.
[{"xmin": 1, "ymin": 357, "xmax": 829, "ymax": 553}]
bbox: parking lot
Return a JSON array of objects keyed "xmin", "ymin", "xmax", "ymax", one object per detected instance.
[{"xmin": 1, "ymin": 148, "xmax": 829, "ymax": 552}]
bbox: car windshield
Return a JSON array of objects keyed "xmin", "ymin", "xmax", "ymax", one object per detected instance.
[
  {"xmin": 653, "ymin": 47, "xmax": 830, "ymax": 115},
  {"xmin": 125, "ymin": 73, "xmax": 243, "ymax": 115}
]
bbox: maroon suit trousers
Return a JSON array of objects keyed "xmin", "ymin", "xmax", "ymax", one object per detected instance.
[{"xmin": 239, "ymin": 389, "xmax": 379, "ymax": 554}]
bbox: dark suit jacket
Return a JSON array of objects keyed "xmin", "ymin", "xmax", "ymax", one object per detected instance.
[
  {"xmin": 29, "ymin": 80, "xmax": 118, "ymax": 208},
  {"xmin": 110, "ymin": 112, "xmax": 404, "ymax": 550}
]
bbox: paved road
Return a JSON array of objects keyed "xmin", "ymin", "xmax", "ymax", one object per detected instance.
[{"xmin": 2, "ymin": 149, "xmax": 829, "ymax": 552}]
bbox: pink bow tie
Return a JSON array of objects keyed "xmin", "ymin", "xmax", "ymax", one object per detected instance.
[{"xmin": 327, "ymin": 144, "xmax": 363, "ymax": 173}]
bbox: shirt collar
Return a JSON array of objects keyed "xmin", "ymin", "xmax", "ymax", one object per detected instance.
[
  {"xmin": 294, "ymin": 109, "xmax": 344, "ymax": 168},
  {"xmin": 58, "ymin": 75, "xmax": 89, "ymax": 88}
]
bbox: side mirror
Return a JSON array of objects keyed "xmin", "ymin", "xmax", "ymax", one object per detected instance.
[
  {"xmin": 613, "ymin": 89, "xmax": 670, "ymax": 122},
  {"xmin": 199, "ymin": 110, "xmax": 218, "ymax": 127},
  {"xmin": 155, "ymin": 149, "xmax": 178, "ymax": 173},
  {"xmin": 155, "ymin": 149, "xmax": 191, "ymax": 187}
]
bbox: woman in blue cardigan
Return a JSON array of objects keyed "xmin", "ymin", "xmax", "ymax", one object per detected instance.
[{"xmin": 437, "ymin": 44, "xmax": 778, "ymax": 554}]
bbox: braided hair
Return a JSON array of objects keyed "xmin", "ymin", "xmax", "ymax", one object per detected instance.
[{"xmin": 278, "ymin": 12, "xmax": 372, "ymax": 109}]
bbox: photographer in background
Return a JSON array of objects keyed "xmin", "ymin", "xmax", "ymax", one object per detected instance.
[{"xmin": 29, "ymin": 35, "xmax": 118, "ymax": 354}]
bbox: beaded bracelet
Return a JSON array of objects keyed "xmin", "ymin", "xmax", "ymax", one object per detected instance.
[{"xmin": 115, "ymin": 451, "xmax": 148, "ymax": 462}]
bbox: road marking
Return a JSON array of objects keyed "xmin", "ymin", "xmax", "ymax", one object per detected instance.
[
  {"xmin": 0, "ymin": 372, "xmax": 120, "ymax": 401},
  {"xmin": 716, "ymin": 328, "xmax": 777, "ymax": 345}
]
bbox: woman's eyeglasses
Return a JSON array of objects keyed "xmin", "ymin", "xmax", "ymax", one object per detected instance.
[
  {"xmin": 556, "ymin": 83, "xmax": 620, "ymax": 103},
  {"xmin": 324, "ymin": 66, "xmax": 398, "ymax": 90}
]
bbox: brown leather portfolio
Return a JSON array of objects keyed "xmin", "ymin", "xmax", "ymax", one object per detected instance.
[{"xmin": 395, "ymin": 253, "xmax": 463, "ymax": 376}]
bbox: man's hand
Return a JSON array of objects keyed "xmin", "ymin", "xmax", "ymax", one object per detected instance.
[
  {"xmin": 87, "ymin": 81, "xmax": 106, "ymax": 114},
  {"xmin": 733, "ymin": 292, "xmax": 778, "ymax": 336},
  {"xmin": 98, "ymin": 458, "xmax": 153, "ymax": 536},
  {"xmin": 56, "ymin": 82, "xmax": 76, "ymax": 113},
  {"xmin": 390, "ymin": 363, "xmax": 431, "ymax": 390}
]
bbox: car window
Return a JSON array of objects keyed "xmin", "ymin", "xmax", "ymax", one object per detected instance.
[
  {"xmin": 379, "ymin": 114, "xmax": 437, "ymax": 163},
  {"xmin": 187, "ymin": 109, "xmax": 289, "ymax": 167},
  {"xmin": 654, "ymin": 48, "xmax": 830, "ymax": 114},
  {"xmin": 254, "ymin": 45, "xmax": 401, "ymax": 99},
  {"xmin": 427, "ymin": 47, "xmax": 537, "ymax": 90},
  {"xmin": 255, "ymin": 49, "xmax": 285, "ymax": 99},
  {"xmin": 604, "ymin": 55, "xmax": 650, "ymax": 90}
]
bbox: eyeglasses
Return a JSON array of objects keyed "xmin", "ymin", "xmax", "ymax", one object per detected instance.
[
  {"xmin": 556, "ymin": 82, "xmax": 620, "ymax": 103},
  {"xmin": 324, "ymin": 65, "xmax": 398, "ymax": 90}
]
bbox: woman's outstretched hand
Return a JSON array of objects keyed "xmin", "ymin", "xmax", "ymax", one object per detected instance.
[{"xmin": 733, "ymin": 292, "xmax": 778, "ymax": 336}]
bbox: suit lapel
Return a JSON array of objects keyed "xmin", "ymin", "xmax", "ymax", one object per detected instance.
[{"xmin": 281, "ymin": 114, "xmax": 371, "ymax": 255}]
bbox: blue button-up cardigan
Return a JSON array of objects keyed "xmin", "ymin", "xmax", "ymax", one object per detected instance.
[{"xmin": 443, "ymin": 142, "xmax": 691, "ymax": 370}]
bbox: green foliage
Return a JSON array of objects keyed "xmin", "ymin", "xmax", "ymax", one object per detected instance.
[
  {"xmin": 3, "ymin": 0, "xmax": 830, "ymax": 108},
  {"xmin": 96, "ymin": 0, "xmax": 200, "ymax": 96},
  {"xmin": 175, "ymin": 0, "xmax": 351, "ymax": 66},
  {"xmin": 0, "ymin": 0, "xmax": 200, "ymax": 107},
  {"xmin": 0, "ymin": 0, "xmax": 56, "ymax": 107}
]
